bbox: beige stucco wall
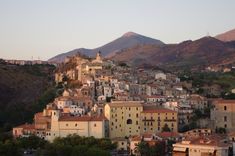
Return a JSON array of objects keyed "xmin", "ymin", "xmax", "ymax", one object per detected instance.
[
  {"xmin": 140, "ymin": 111, "xmax": 178, "ymax": 133},
  {"xmin": 104, "ymin": 102, "xmax": 143, "ymax": 138},
  {"xmin": 211, "ymin": 101, "xmax": 235, "ymax": 132}
]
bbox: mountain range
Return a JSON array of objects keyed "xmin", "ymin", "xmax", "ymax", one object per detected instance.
[
  {"xmin": 111, "ymin": 37, "xmax": 235, "ymax": 71},
  {"xmin": 48, "ymin": 32, "xmax": 164, "ymax": 63},
  {"xmin": 49, "ymin": 28, "xmax": 235, "ymax": 71}
]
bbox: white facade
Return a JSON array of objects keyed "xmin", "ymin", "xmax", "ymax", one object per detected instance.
[
  {"xmin": 155, "ymin": 73, "xmax": 166, "ymax": 80},
  {"xmin": 55, "ymin": 98, "xmax": 73, "ymax": 109},
  {"xmin": 104, "ymin": 86, "xmax": 112, "ymax": 98},
  {"xmin": 69, "ymin": 105, "xmax": 85, "ymax": 115},
  {"xmin": 47, "ymin": 110, "xmax": 108, "ymax": 142}
]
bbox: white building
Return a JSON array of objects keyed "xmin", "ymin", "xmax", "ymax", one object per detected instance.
[
  {"xmin": 104, "ymin": 86, "xmax": 112, "ymax": 98},
  {"xmin": 155, "ymin": 72, "xmax": 166, "ymax": 80},
  {"xmin": 46, "ymin": 109, "xmax": 108, "ymax": 142},
  {"xmin": 55, "ymin": 97, "xmax": 73, "ymax": 109}
]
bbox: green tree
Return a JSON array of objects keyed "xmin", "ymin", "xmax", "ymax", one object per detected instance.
[
  {"xmin": 136, "ymin": 141, "xmax": 149, "ymax": 156},
  {"xmin": 17, "ymin": 135, "xmax": 48, "ymax": 149},
  {"xmin": 86, "ymin": 147, "xmax": 111, "ymax": 156}
]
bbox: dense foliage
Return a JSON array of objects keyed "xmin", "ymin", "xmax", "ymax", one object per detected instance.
[
  {"xmin": 0, "ymin": 63, "xmax": 59, "ymax": 133},
  {"xmin": 179, "ymin": 71, "xmax": 235, "ymax": 98},
  {"xmin": 135, "ymin": 141, "xmax": 165, "ymax": 156},
  {"xmin": 0, "ymin": 135, "xmax": 116, "ymax": 156}
]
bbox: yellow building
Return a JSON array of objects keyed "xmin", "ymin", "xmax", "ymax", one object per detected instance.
[
  {"xmin": 211, "ymin": 100, "xmax": 235, "ymax": 132},
  {"xmin": 104, "ymin": 101, "xmax": 144, "ymax": 138},
  {"xmin": 47, "ymin": 109, "xmax": 108, "ymax": 142},
  {"xmin": 104, "ymin": 101, "xmax": 179, "ymax": 139},
  {"xmin": 140, "ymin": 107, "xmax": 178, "ymax": 133}
]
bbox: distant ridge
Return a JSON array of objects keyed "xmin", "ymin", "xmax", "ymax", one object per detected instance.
[
  {"xmin": 215, "ymin": 28, "xmax": 235, "ymax": 42},
  {"xmin": 48, "ymin": 32, "xmax": 164, "ymax": 63},
  {"xmin": 111, "ymin": 36, "xmax": 235, "ymax": 71}
]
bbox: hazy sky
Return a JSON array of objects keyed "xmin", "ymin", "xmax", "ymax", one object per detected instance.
[{"xmin": 0, "ymin": 0, "xmax": 235, "ymax": 60}]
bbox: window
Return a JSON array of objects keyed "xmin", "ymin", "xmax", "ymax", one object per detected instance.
[
  {"xmin": 127, "ymin": 119, "xmax": 132, "ymax": 124},
  {"xmin": 224, "ymin": 116, "xmax": 227, "ymax": 122},
  {"xmin": 94, "ymin": 124, "xmax": 96, "ymax": 127},
  {"xmin": 136, "ymin": 113, "xmax": 139, "ymax": 118},
  {"xmin": 136, "ymin": 121, "xmax": 138, "ymax": 125},
  {"xmin": 225, "ymin": 124, "xmax": 227, "ymax": 128},
  {"xmin": 66, "ymin": 124, "xmax": 68, "ymax": 126},
  {"xmin": 129, "ymin": 114, "xmax": 131, "ymax": 117},
  {"xmin": 224, "ymin": 106, "xmax": 227, "ymax": 111},
  {"xmin": 136, "ymin": 107, "xmax": 138, "ymax": 110},
  {"xmin": 75, "ymin": 124, "xmax": 78, "ymax": 127}
]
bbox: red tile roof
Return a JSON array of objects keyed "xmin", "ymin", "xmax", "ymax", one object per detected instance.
[
  {"xmin": 215, "ymin": 99, "xmax": 235, "ymax": 104},
  {"xmin": 156, "ymin": 132, "xmax": 180, "ymax": 138},
  {"xmin": 130, "ymin": 135, "xmax": 142, "ymax": 141},
  {"xmin": 14, "ymin": 123, "xmax": 35, "ymax": 130}
]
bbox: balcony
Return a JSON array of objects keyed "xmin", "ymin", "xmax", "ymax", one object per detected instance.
[
  {"xmin": 142, "ymin": 119, "xmax": 155, "ymax": 122},
  {"xmin": 164, "ymin": 119, "xmax": 177, "ymax": 122}
]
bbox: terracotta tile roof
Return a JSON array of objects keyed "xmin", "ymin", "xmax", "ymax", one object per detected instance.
[
  {"xmin": 156, "ymin": 132, "xmax": 180, "ymax": 138},
  {"xmin": 142, "ymin": 107, "xmax": 177, "ymax": 113},
  {"xmin": 15, "ymin": 123, "xmax": 35, "ymax": 130},
  {"xmin": 35, "ymin": 112, "xmax": 43, "ymax": 118},
  {"xmin": 108, "ymin": 101, "xmax": 143, "ymax": 107},
  {"xmin": 142, "ymin": 133, "xmax": 153, "ymax": 138},
  {"xmin": 59, "ymin": 115, "xmax": 107, "ymax": 122},
  {"xmin": 181, "ymin": 135, "xmax": 229, "ymax": 147},
  {"xmin": 130, "ymin": 135, "xmax": 142, "ymax": 141},
  {"xmin": 215, "ymin": 99, "xmax": 235, "ymax": 104}
]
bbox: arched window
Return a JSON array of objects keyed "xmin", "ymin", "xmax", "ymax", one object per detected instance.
[{"xmin": 127, "ymin": 119, "xmax": 132, "ymax": 124}]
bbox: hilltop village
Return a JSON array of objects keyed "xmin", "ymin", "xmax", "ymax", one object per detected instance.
[{"xmin": 12, "ymin": 52, "xmax": 235, "ymax": 156}]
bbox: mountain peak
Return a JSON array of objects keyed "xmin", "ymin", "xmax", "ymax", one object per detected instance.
[{"xmin": 122, "ymin": 31, "xmax": 139, "ymax": 37}]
